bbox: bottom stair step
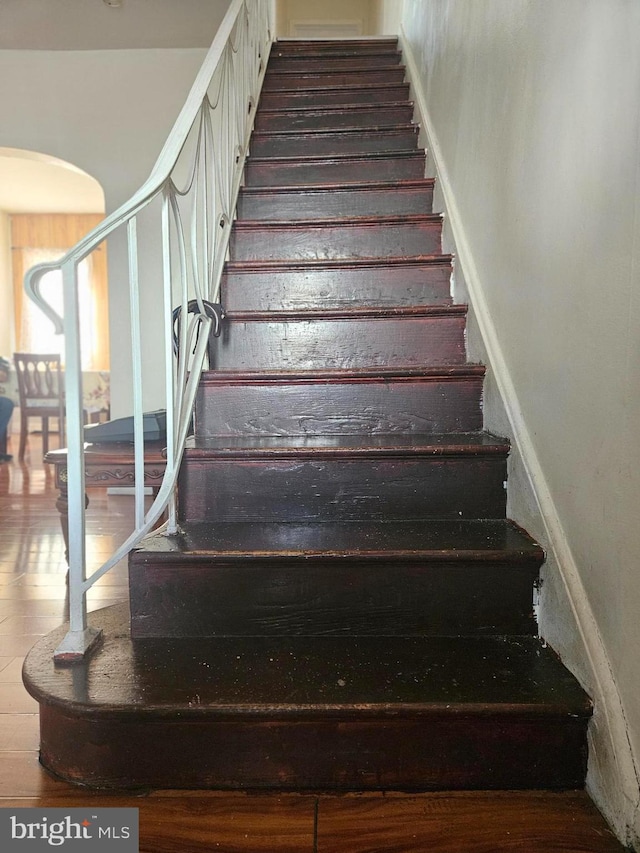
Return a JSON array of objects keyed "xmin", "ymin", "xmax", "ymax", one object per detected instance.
[{"xmin": 23, "ymin": 603, "xmax": 591, "ymax": 791}]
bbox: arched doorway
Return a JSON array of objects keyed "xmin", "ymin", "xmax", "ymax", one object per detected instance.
[{"xmin": 0, "ymin": 148, "xmax": 108, "ymax": 440}]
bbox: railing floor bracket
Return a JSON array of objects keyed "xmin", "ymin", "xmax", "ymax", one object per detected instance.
[{"xmin": 53, "ymin": 627, "xmax": 103, "ymax": 664}]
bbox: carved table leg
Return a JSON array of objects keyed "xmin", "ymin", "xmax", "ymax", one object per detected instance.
[{"xmin": 55, "ymin": 476, "xmax": 90, "ymax": 565}]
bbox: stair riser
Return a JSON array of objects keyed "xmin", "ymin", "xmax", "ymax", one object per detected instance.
[
  {"xmin": 267, "ymin": 54, "xmax": 402, "ymax": 71},
  {"xmin": 221, "ymin": 261, "xmax": 450, "ymax": 310},
  {"xmin": 39, "ymin": 707, "xmax": 587, "ymax": 790},
  {"xmin": 237, "ymin": 183, "xmax": 432, "ymax": 220},
  {"xmin": 245, "ymin": 153, "xmax": 425, "ymax": 186},
  {"xmin": 129, "ymin": 560, "xmax": 539, "ymax": 639},
  {"xmin": 271, "ymin": 40, "xmax": 399, "ymax": 55},
  {"xmin": 254, "ymin": 104, "xmax": 415, "ymax": 132},
  {"xmin": 250, "ymin": 127, "xmax": 418, "ymax": 158},
  {"xmin": 178, "ymin": 457, "xmax": 508, "ymax": 522},
  {"xmin": 263, "ymin": 68, "xmax": 406, "ymax": 90},
  {"xmin": 210, "ymin": 316, "xmax": 465, "ymax": 370},
  {"xmin": 229, "ymin": 219, "xmax": 440, "ymax": 261},
  {"xmin": 196, "ymin": 378, "xmax": 483, "ymax": 437},
  {"xmin": 259, "ymin": 85, "xmax": 410, "ymax": 109}
]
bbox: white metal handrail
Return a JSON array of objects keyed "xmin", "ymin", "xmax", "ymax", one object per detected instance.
[{"xmin": 24, "ymin": 0, "xmax": 273, "ymax": 661}]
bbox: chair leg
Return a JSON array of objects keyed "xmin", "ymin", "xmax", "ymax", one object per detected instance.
[
  {"xmin": 18, "ymin": 416, "xmax": 27, "ymax": 461},
  {"xmin": 42, "ymin": 416, "xmax": 49, "ymax": 457}
]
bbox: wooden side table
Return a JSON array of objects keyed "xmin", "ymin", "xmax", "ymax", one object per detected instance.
[{"xmin": 44, "ymin": 441, "xmax": 167, "ymax": 563}]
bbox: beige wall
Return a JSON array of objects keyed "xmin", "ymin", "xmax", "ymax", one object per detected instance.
[
  {"xmin": 276, "ymin": 0, "xmax": 379, "ymax": 37},
  {"xmin": 401, "ymin": 0, "xmax": 640, "ymax": 845},
  {"xmin": 0, "ymin": 0, "xmax": 230, "ymax": 49},
  {"xmin": 275, "ymin": 0, "xmax": 404, "ymax": 37}
]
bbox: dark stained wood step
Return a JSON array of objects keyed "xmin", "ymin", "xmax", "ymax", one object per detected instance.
[
  {"xmin": 134, "ymin": 517, "xmax": 542, "ymax": 563},
  {"xmin": 185, "ymin": 432, "xmax": 509, "ymax": 460},
  {"xmin": 236, "ymin": 180, "xmax": 433, "ymax": 220},
  {"xmin": 262, "ymin": 67, "xmax": 406, "ymax": 90},
  {"xmin": 244, "ymin": 150, "xmax": 426, "ymax": 186},
  {"xmin": 228, "ymin": 215, "xmax": 441, "ymax": 262},
  {"xmin": 249, "ymin": 126, "xmax": 419, "ymax": 157},
  {"xmin": 129, "ymin": 519, "xmax": 542, "ymax": 639},
  {"xmin": 195, "ymin": 365, "xmax": 483, "ymax": 437},
  {"xmin": 177, "ymin": 433, "xmax": 508, "ymax": 523},
  {"xmin": 259, "ymin": 83, "xmax": 410, "ymax": 110},
  {"xmin": 271, "ymin": 39, "xmax": 399, "ymax": 56},
  {"xmin": 267, "ymin": 53, "xmax": 402, "ymax": 71},
  {"xmin": 184, "ymin": 432, "xmax": 509, "ymax": 458},
  {"xmin": 254, "ymin": 102, "xmax": 415, "ymax": 132},
  {"xmin": 210, "ymin": 306, "xmax": 465, "ymax": 370},
  {"xmin": 221, "ymin": 256, "xmax": 450, "ymax": 311},
  {"xmin": 24, "ymin": 605, "xmax": 591, "ymax": 790}
]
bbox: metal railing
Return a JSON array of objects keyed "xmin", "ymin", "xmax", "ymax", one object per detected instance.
[{"xmin": 24, "ymin": 0, "xmax": 273, "ymax": 661}]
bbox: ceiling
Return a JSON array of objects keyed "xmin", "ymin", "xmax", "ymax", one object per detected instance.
[{"xmin": 0, "ymin": 0, "xmax": 231, "ymax": 50}]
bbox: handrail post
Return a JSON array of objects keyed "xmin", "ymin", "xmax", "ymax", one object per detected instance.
[{"xmin": 54, "ymin": 260, "xmax": 102, "ymax": 661}]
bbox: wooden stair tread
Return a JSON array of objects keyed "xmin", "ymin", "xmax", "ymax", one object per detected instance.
[
  {"xmin": 246, "ymin": 150, "xmax": 423, "ymax": 166},
  {"xmin": 238, "ymin": 178, "xmax": 433, "ymax": 194},
  {"xmin": 200, "ymin": 364, "xmax": 483, "ymax": 381},
  {"xmin": 229, "ymin": 215, "xmax": 442, "ymax": 262},
  {"xmin": 236, "ymin": 180, "xmax": 434, "ymax": 221},
  {"xmin": 254, "ymin": 106, "xmax": 417, "ymax": 132},
  {"xmin": 269, "ymin": 52, "xmax": 402, "ymax": 63},
  {"xmin": 252, "ymin": 125, "xmax": 417, "ymax": 136},
  {"xmin": 249, "ymin": 127, "xmax": 418, "ymax": 158},
  {"xmin": 224, "ymin": 254, "xmax": 450, "ymax": 271},
  {"xmin": 261, "ymin": 82, "xmax": 409, "ymax": 93},
  {"xmin": 24, "ymin": 605, "xmax": 589, "ymax": 716},
  {"xmin": 265, "ymin": 64, "xmax": 404, "ymax": 75},
  {"xmin": 184, "ymin": 432, "xmax": 509, "ymax": 458},
  {"xmin": 133, "ymin": 518, "xmax": 543, "ymax": 563},
  {"xmin": 223, "ymin": 305, "xmax": 464, "ymax": 320},
  {"xmin": 262, "ymin": 69, "xmax": 407, "ymax": 87},
  {"xmin": 232, "ymin": 213, "xmax": 440, "ymax": 228},
  {"xmin": 251, "ymin": 127, "xmax": 419, "ymax": 141},
  {"xmin": 257, "ymin": 100, "xmax": 412, "ymax": 114},
  {"xmin": 271, "ymin": 40, "xmax": 399, "ymax": 54},
  {"xmin": 244, "ymin": 150, "xmax": 425, "ymax": 186}
]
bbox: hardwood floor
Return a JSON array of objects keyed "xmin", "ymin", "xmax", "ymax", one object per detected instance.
[{"xmin": 0, "ymin": 435, "xmax": 627, "ymax": 852}]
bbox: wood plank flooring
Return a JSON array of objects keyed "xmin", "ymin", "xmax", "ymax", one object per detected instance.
[{"xmin": 0, "ymin": 435, "xmax": 627, "ymax": 852}]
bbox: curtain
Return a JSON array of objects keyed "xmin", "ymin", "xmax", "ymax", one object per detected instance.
[
  {"xmin": 11, "ymin": 214, "xmax": 109, "ymax": 370},
  {"xmin": 18, "ymin": 248, "xmax": 99, "ymax": 369}
]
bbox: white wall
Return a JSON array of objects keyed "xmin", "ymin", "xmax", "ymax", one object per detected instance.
[
  {"xmin": 401, "ymin": 0, "xmax": 640, "ymax": 846},
  {"xmin": 373, "ymin": 0, "xmax": 404, "ymax": 36},
  {"xmin": 0, "ymin": 50, "xmax": 208, "ymax": 212},
  {"xmin": 0, "ymin": 47, "xmax": 207, "ymax": 413}
]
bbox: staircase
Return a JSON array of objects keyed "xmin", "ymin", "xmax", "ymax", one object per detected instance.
[{"xmin": 25, "ymin": 38, "xmax": 591, "ymax": 792}]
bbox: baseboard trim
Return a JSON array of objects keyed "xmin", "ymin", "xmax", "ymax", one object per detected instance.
[{"xmin": 398, "ymin": 28, "xmax": 639, "ymax": 849}]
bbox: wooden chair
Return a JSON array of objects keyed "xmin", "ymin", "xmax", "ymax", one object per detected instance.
[{"xmin": 13, "ymin": 353, "xmax": 65, "ymax": 461}]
